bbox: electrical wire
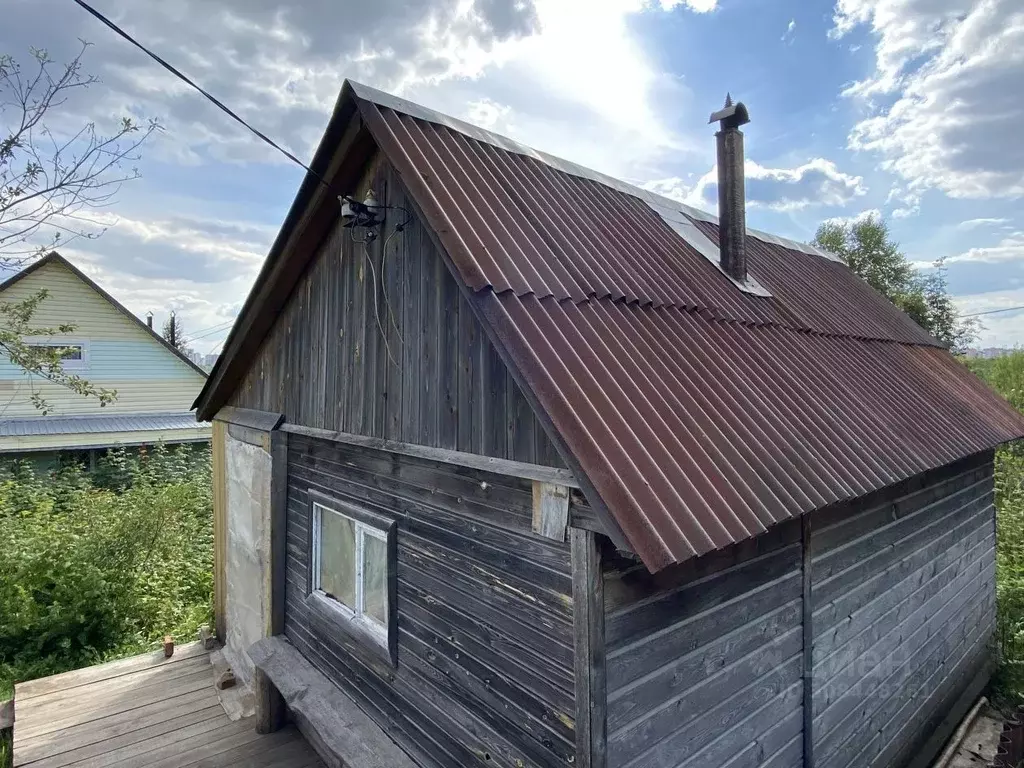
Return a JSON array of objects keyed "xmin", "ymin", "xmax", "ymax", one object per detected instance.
[
  {"xmin": 962, "ymin": 305, "xmax": 1024, "ymax": 318},
  {"xmin": 380, "ymin": 226, "xmax": 406, "ymax": 345},
  {"xmin": 73, "ymin": 0, "xmax": 424, "ymax": 364},
  {"xmin": 71, "ymin": 0, "xmax": 328, "ymax": 188},
  {"xmin": 354, "ymin": 232, "xmax": 397, "ymax": 367},
  {"xmin": 179, "ymin": 320, "xmax": 235, "ymax": 345}
]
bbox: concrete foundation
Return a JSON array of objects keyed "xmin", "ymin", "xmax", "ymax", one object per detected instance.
[{"xmin": 222, "ymin": 430, "xmax": 272, "ymax": 683}]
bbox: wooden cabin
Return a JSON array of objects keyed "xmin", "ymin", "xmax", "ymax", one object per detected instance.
[{"xmin": 194, "ymin": 82, "xmax": 1024, "ymax": 768}]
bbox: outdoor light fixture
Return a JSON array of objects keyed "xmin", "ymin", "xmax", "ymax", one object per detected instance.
[{"xmin": 338, "ymin": 190, "xmax": 384, "ymax": 230}]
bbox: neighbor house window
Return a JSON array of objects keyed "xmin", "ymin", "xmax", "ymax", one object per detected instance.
[
  {"xmin": 26, "ymin": 339, "xmax": 88, "ymax": 371},
  {"xmin": 307, "ymin": 490, "xmax": 397, "ymax": 663}
]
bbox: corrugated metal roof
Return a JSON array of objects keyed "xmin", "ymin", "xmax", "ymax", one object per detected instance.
[
  {"xmin": 0, "ymin": 412, "xmax": 209, "ymax": 438},
  {"xmin": 347, "ymin": 87, "xmax": 1024, "ymax": 570},
  {"xmin": 359, "ymin": 100, "xmax": 939, "ymax": 347}
]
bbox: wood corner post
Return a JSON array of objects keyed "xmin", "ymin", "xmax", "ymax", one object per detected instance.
[
  {"xmin": 212, "ymin": 420, "xmax": 227, "ymax": 643},
  {"xmin": 801, "ymin": 515, "xmax": 814, "ymax": 768},
  {"xmin": 257, "ymin": 427, "xmax": 289, "ymax": 734},
  {"xmin": 571, "ymin": 528, "xmax": 607, "ymax": 768}
]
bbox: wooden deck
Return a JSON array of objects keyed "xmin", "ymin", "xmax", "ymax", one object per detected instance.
[{"xmin": 12, "ymin": 642, "xmax": 324, "ymax": 768}]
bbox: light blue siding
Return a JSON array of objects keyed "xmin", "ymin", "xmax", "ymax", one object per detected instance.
[{"xmin": 0, "ymin": 341, "xmax": 199, "ymax": 381}]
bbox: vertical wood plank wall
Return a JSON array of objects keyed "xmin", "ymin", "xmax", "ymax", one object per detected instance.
[
  {"xmin": 603, "ymin": 521, "xmax": 805, "ymax": 768},
  {"xmin": 228, "ymin": 155, "xmax": 562, "ymax": 468},
  {"xmin": 810, "ymin": 452, "xmax": 996, "ymax": 768},
  {"xmin": 283, "ymin": 432, "xmax": 575, "ymax": 768}
]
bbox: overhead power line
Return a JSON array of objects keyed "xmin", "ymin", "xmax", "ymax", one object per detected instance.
[
  {"xmin": 180, "ymin": 320, "xmax": 235, "ymax": 345},
  {"xmin": 72, "ymin": 0, "xmax": 327, "ymax": 187},
  {"xmin": 962, "ymin": 305, "xmax": 1024, "ymax": 318}
]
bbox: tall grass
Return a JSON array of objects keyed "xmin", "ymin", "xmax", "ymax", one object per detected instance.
[{"xmin": 0, "ymin": 444, "xmax": 213, "ymax": 698}]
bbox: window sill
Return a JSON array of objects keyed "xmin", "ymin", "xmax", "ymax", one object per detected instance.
[{"xmin": 304, "ymin": 591, "xmax": 397, "ymax": 667}]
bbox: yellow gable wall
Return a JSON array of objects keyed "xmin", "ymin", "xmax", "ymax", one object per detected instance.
[{"xmin": 0, "ymin": 260, "xmax": 207, "ymax": 418}]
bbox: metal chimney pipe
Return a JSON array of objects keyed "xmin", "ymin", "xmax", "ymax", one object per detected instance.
[
  {"xmin": 146, "ymin": 312, "xmax": 153, "ymax": 329},
  {"xmin": 709, "ymin": 95, "xmax": 750, "ymax": 282}
]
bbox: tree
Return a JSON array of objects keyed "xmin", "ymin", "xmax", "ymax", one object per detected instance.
[
  {"xmin": 162, "ymin": 312, "xmax": 184, "ymax": 350},
  {"xmin": 0, "ymin": 43, "xmax": 156, "ymax": 412},
  {"xmin": 814, "ymin": 214, "xmax": 977, "ymax": 354}
]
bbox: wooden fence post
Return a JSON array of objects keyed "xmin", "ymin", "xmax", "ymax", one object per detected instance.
[{"xmin": 1, "ymin": 694, "xmax": 14, "ymax": 768}]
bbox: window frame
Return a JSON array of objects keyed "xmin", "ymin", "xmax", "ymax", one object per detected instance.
[
  {"xmin": 24, "ymin": 337, "xmax": 89, "ymax": 372},
  {"xmin": 305, "ymin": 488, "xmax": 398, "ymax": 665}
]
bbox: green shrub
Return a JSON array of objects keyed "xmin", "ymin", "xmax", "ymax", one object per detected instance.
[
  {"xmin": 968, "ymin": 352, "xmax": 1024, "ymax": 704},
  {"xmin": 0, "ymin": 444, "xmax": 212, "ymax": 697}
]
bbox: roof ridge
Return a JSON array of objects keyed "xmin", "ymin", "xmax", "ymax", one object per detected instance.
[
  {"xmin": 348, "ymin": 81, "xmax": 843, "ymax": 265},
  {"xmin": 531, "ymin": 291, "xmax": 949, "ymax": 349}
]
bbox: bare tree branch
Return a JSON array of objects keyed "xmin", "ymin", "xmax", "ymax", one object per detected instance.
[
  {"xmin": 0, "ymin": 42, "xmax": 152, "ymax": 410},
  {"xmin": 1, "ymin": 41, "xmax": 159, "ymax": 265}
]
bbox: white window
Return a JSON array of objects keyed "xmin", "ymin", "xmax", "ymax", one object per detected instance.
[
  {"xmin": 25, "ymin": 339, "xmax": 89, "ymax": 372},
  {"xmin": 310, "ymin": 498, "xmax": 393, "ymax": 648}
]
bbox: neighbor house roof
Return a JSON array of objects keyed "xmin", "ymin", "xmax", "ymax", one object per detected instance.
[
  {"xmin": 196, "ymin": 81, "xmax": 1024, "ymax": 571},
  {"xmin": 0, "ymin": 252, "xmax": 208, "ymax": 378},
  {"xmin": 0, "ymin": 412, "xmax": 207, "ymax": 437}
]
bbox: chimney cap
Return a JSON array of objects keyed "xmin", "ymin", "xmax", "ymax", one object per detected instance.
[{"xmin": 709, "ymin": 94, "xmax": 750, "ymax": 128}]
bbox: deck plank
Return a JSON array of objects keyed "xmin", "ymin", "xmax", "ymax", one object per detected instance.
[
  {"xmin": 14, "ymin": 688, "xmax": 216, "ymax": 763},
  {"xmin": 15, "ymin": 643, "xmax": 208, "ymax": 701},
  {"xmin": 15, "ymin": 655, "xmax": 213, "ymax": 715},
  {"xmin": 12, "ymin": 647, "xmax": 324, "ymax": 768},
  {"xmin": 16, "ymin": 703, "xmax": 223, "ymax": 768},
  {"xmin": 15, "ymin": 668, "xmax": 214, "ymax": 740}
]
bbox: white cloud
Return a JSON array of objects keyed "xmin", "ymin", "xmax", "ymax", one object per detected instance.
[
  {"xmin": 834, "ymin": 0, "xmax": 1024, "ymax": 200},
  {"xmin": 464, "ymin": 98, "xmax": 513, "ymax": 130},
  {"xmin": 782, "ymin": 19, "xmax": 796, "ymax": 43},
  {"xmin": 822, "ymin": 208, "xmax": 883, "ymax": 227},
  {"xmin": 658, "ymin": 0, "xmax": 718, "ymax": 11},
  {"xmin": 955, "ymin": 288, "xmax": 1024, "ymax": 347},
  {"xmin": 957, "ymin": 217, "xmax": 1010, "ymax": 230},
  {"xmin": 4, "ymin": 0, "xmax": 716, "ymax": 344},
  {"xmin": 946, "ymin": 232, "xmax": 1024, "ymax": 264},
  {"xmin": 668, "ymin": 158, "xmax": 867, "ymax": 212}
]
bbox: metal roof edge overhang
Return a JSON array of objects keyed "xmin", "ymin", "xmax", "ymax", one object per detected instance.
[
  {"xmin": 0, "ymin": 432, "xmax": 212, "ymax": 454},
  {"xmin": 0, "ymin": 411, "xmax": 211, "ymax": 437},
  {"xmin": 477, "ymin": 291, "xmax": 1024, "ymax": 570}
]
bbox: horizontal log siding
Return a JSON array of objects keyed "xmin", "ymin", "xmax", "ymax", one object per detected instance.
[
  {"xmin": 229, "ymin": 155, "xmax": 562, "ymax": 468},
  {"xmin": 603, "ymin": 521, "xmax": 804, "ymax": 768},
  {"xmin": 283, "ymin": 432, "xmax": 575, "ymax": 768},
  {"xmin": 810, "ymin": 452, "xmax": 996, "ymax": 768}
]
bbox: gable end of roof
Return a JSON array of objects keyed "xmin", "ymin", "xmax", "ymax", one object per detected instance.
[{"xmin": 0, "ymin": 252, "xmax": 209, "ymax": 379}]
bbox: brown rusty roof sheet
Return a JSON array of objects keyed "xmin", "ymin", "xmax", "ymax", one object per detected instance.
[{"xmin": 209, "ymin": 81, "xmax": 1024, "ymax": 571}]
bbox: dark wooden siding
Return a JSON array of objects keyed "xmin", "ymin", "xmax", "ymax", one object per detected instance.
[
  {"xmin": 283, "ymin": 431, "xmax": 575, "ymax": 768},
  {"xmin": 230, "ymin": 155, "xmax": 562, "ymax": 467},
  {"xmin": 810, "ymin": 453, "xmax": 996, "ymax": 768},
  {"xmin": 603, "ymin": 521, "xmax": 805, "ymax": 768}
]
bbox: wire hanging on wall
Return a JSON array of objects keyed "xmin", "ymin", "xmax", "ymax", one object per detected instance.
[{"xmin": 343, "ymin": 187, "xmax": 411, "ymax": 369}]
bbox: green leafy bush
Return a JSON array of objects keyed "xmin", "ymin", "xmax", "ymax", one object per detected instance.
[
  {"xmin": 966, "ymin": 352, "xmax": 1024, "ymax": 703},
  {"xmin": 0, "ymin": 444, "xmax": 212, "ymax": 697}
]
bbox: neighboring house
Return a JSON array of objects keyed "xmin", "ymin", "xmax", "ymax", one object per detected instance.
[
  {"xmin": 193, "ymin": 82, "xmax": 1024, "ymax": 768},
  {"xmin": 0, "ymin": 252, "xmax": 210, "ymax": 460}
]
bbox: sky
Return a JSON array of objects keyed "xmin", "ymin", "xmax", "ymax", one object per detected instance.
[{"xmin": 3, "ymin": 0, "xmax": 1024, "ymax": 354}]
